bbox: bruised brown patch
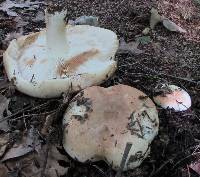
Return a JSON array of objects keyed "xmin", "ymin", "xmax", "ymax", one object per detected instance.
[
  {"xmin": 57, "ymin": 49, "xmax": 99, "ymax": 76},
  {"xmin": 21, "ymin": 32, "xmax": 39, "ymax": 48},
  {"xmin": 40, "ymin": 59, "xmax": 48, "ymax": 64},
  {"xmin": 25, "ymin": 59, "xmax": 35, "ymax": 67},
  {"xmin": 37, "ymin": 45, "xmax": 45, "ymax": 48}
]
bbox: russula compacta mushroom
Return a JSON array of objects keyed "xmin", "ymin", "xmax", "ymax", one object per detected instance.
[
  {"xmin": 63, "ymin": 84, "xmax": 159, "ymax": 171},
  {"xmin": 3, "ymin": 6, "xmax": 118, "ymax": 98},
  {"xmin": 153, "ymin": 84, "xmax": 191, "ymax": 112}
]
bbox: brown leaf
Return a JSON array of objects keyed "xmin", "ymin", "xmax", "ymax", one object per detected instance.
[
  {"xmin": 0, "ymin": 163, "xmax": 8, "ymax": 177},
  {"xmin": 2, "ymin": 127, "xmax": 41, "ymax": 161},
  {"xmin": 2, "ymin": 144, "xmax": 33, "ymax": 162},
  {"xmin": 162, "ymin": 19, "xmax": 187, "ymax": 33},
  {"xmin": 118, "ymin": 38, "xmax": 143, "ymax": 54},
  {"xmin": 0, "ymin": 50, "xmax": 5, "ymax": 59},
  {"xmin": 5, "ymin": 153, "xmax": 41, "ymax": 177},
  {"xmin": 189, "ymin": 161, "xmax": 200, "ymax": 175},
  {"xmin": 68, "ymin": 16, "xmax": 99, "ymax": 26},
  {"xmin": 150, "ymin": 8, "xmax": 163, "ymax": 29},
  {"xmin": 37, "ymin": 145, "xmax": 69, "ymax": 177},
  {"xmin": 5, "ymin": 145, "xmax": 68, "ymax": 177},
  {"xmin": 0, "ymin": 0, "xmax": 45, "ymax": 17},
  {"xmin": 0, "ymin": 133, "xmax": 10, "ymax": 157},
  {"xmin": 33, "ymin": 11, "xmax": 45, "ymax": 22},
  {"xmin": 41, "ymin": 113, "xmax": 56, "ymax": 136},
  {"xmin": 3, "ymin": 30, "xmax": 23, "ymax": 48},
  {"xmin": 13, "ymin": 16, "xmax": 28, "ymax": 29},
  {"xmin": 0, "ymin": 80, "xmax": 13, "ymax": 90},
  {"xmin": 0, "ymin": 94, "xmax": 10, "ymax": 132}
]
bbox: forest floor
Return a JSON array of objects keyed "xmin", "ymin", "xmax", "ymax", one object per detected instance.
[{"xmin": 0, "ymin": 0, "xmax": 200, "ymax": 177}]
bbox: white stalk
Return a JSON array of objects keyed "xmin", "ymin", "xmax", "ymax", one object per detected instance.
[{"xmin": 46, "ymin": 10, "xmax": 68, "ymax": 60}]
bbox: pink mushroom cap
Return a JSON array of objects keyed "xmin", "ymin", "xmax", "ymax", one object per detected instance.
[{"xmin": 153, "ymin": 85, "xmax": 191, "ymax": 112}]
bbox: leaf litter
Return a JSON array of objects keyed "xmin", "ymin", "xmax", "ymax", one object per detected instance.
[
  {"xmin": 0, "ymin": 0, "xmax": 200, "ymax": 177},
  {"xmin": 150, "ymin": 8, "xmax": 187, "ymax": 33},
  {"xmin": 37, "ymin": 145, "xmax": 69, "ymax": 177},
  {"xmin": 0, "ymin": 0, "xmax": 45, "ymax": 17},
  {"xmin": 118, "ymin": 38, "xmax": 143, "ymax": 54},
  {"xmin": 1, "ymin": 126, "xmax": 42, "ymax": 161},
  {"xmin": 68, "ymin": 15, "xmax": 99, "ymax": 26},
  {"xmin": 0, "ymin": 94, "xmax": 10, "ymax": 132}
]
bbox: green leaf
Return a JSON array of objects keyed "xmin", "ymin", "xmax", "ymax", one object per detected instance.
[
  {"xmin": 135, "ymin": 36, "xmax": 151, "ymax": 45},
  {"xmin": 194, "ymin": 0, "xmax": 200, "ymax": 5}
]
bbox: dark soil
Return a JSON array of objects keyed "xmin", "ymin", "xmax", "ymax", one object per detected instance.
[{"xmin": 0, "ymin": 0, "xmax": 200, "ymax": 177}]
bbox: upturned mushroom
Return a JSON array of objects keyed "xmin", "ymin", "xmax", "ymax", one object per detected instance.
[
  {"xmin": 3, "ymin": 4, "xmax": 118, "ymax": 98},
  {"xmin": 153, "ymin": 84, "xmax": 191, "ymax": 112},
  {"xmin": 63, "ymin": 84, "xmax": 159, "ymax": 171}
]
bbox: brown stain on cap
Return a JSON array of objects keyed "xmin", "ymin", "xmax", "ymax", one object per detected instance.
[
  {"xmin": 57, "ymin": 49, "xmax": 99, "ymax": 76},
  {"xmin": 25, "ymin": 58, "xmax": 36, "ymax": 67},
  {"xmin": 21, "ymin": 32, "xmax": 39, "ymax": 49}
]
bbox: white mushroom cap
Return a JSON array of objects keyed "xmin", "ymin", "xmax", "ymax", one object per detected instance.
[
  {"xmin": 153, "ymin": 84, "xmax": 191, "ymax": 112},
  {"xmin": 3, "ymin": 9, "xmax": 118, "ymax": 98},
  {"xmin": 63, "ymin": 84, "xmax": 159, "ymax": 171}
]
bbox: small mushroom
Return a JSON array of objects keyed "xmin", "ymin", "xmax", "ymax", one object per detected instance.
[
  {"xmin": 3, "ymin": 4, "xmax": 118, "ymax": 98},
  {"xmin": 63, "ymin": 84, "xmax": 159, "ymax": 171},
  {"xmin": 153, "ymin": 84, "xmax": 191, "ymax": 112}
]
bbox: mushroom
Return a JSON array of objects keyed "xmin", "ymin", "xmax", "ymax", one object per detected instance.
[
  {"xmin": 63, "ymin": 84, "xmax": 159, "ymax": 171},
  {"xmin": 153, "ymin": 84, "xmax": 191, "ymax": 112},
  {"xmin": 3, "ymin": 4, "xmax": 119, "ymax": 98}
]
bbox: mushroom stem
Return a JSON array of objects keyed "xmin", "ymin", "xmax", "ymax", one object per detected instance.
[{"xmin": 46, "ymin": 10, "xmax": 68, "ymax": 60}]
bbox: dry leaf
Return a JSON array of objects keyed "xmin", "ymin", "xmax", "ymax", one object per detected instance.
[
  {"xmin": 0, "ymin": 0, "xmax": 45, "ymax": 17},
  {"xmin": 41, "ymin": 113, "xmax": 56, "ymax": 136},
  {"xmin": 68, "ymin": 16, "xmax": 99, "ymax": 26},
  {"xmin": 3, "ymin": 29, "xmax": 23, "ymax": 48},
  {"xmin": 150, "ymin": 8, "xmax": 163, "ymax": 29},
  {"xmin": 189, "ymin": 161, "xmax": 200, "ymax": 175},
  {"xmin": 2, "ymin": 127, "xmax": 41, "ymax": 161},
  {"xmin": 118, "ymin": 38, "xmax": 143, "ymax": 54},
  {"xmin": 37, "ymin": 145, "xmax": 69, "ymax": 177},
  {"xmin": 0, "ymin": 80, "xmax": 13, "ymax": 90},
  {"xmin": 33, "ymin": 11, "xmax": 45, "ymax": 22},
  {"xmin": 0, "ymin": 94, "xmax": 10, "ymax": 132},
  {"xmin": 0, "ymin": 50, "xmax": 4, "ymax": 58},
  {"xmin": 162, "ymin": 19, "xmax": 187, "ymax": 33},
  {"xmin": 13, "ymin": 16, "xmax": 28, "ymax": 29},
  {"xmin": 0, "ymin": 133, "xmax": 10, "ymax": 158},
  {"xmin": 142, "ymin": 27, "xmax": 150, "ymax": 35},
  {"xmin": 5, "ymin": 153, "xmax": 41, "ymax": 177},
  {"xmin": 0, "ymin": 163, "xmax": 8, "ymax": 177},
  {"xmin": 5, "ymin": 145, "xmax": 69, "ymax": 177}
]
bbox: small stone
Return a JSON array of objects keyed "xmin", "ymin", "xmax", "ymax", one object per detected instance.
[{"xmin": 142, "ymin": 27, "xmax": 150, "ymax": 35}]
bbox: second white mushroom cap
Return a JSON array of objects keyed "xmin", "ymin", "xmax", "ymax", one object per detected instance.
[{"xmin": 63, "ymin": 84, "xmax": 159, "ymax": 171}]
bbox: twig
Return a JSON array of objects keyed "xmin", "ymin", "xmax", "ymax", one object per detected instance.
[
  {"xmin": 172, "ymin": 152, "xmax": 200, "ymax": 169},
  {"xmin": 40, "ymin": 139, "xmax": 50, "ymax": 177},
  {"xmin": 0, "ymin": 101, "xmax": 59, "ymax": 123},
  {"xmin": 115, "ymin": 142, "xmax": 132, "ymax": 177},
  {"xmin": 138, "ymin": 63, "xmax": 199, "ymax": 84},
  {"xmin": 0, "ymin": 105, "xmax": 32, "ymax": 123},
  {"xmin": 187, "ymin": 165, "xmax": 191, "ymax": 177},
  {"xmin": 92, "ymin": 165, "xmax": 108, "ymax": 177},
  {"xmin": 41, "ymin": 112, "xmax": 57, "ymax": 136},
  {"xmin": 9, "ymin": 110, "xmax": 56, "ymax": 121},
  {"xmin": 149, "ymin": 158, "xmax": 173, "ymax": 177},
  {"xmin": 120, "ymin": 60, "xmax": 199, "ymax": 84}
]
